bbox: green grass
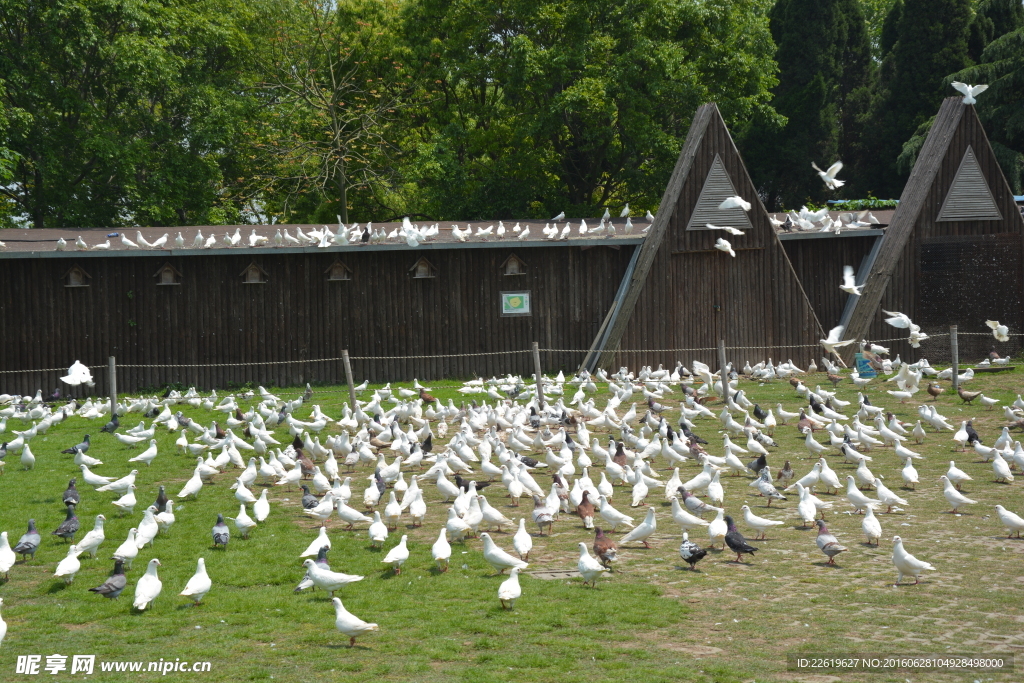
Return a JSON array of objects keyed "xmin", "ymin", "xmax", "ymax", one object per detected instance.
[{"xmin": 1, "ymin": 367, "xmax": 1023, "ymax": 683}]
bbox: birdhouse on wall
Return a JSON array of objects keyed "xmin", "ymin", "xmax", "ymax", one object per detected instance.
[
  {"xmin": 325, "ymin": 258, "xmax": 352, "ymax": 281},
  {"xmin": 409, "ymin": 256, "xmax": 437, "ymax": 279},
  {"xmin": 500, "ymin": 253, "xmax": 527, "ymax": 276},
  {"xmin": 240, "ymin": 261, "xmax": 268, "ymax": 284},
  {"xmin": 63, "ymin": 265, "xmax": 91, "ymax": 288},
  {"xmin": 153, "ymin": 262, "xmax": 182, "ymax": 286}
]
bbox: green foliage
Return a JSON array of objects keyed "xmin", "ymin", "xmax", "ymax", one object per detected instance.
[
  {"xmin": 866, "ymin": 0, "xmax": 973, "ymax": 197},
  {"xmin": 0, "ymin": 0, "xmax": 264, "ymax": 229},
  {"xmin": 741, "ymin": 0, "xmax": 873, "ymax": 210},
  {"xmin": 396, "ymin": 0, "xmax": 780, "ymax": 220}
]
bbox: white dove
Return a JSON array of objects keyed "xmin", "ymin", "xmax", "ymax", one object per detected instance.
[
  {"xmin": 498, "ymin": 566, "xmax": 522, "ymax": 609},
  {"xmin": 718, "ymin": 196, "xmax": 751, "ymax": 211},
  {"xmin": 812, "ymin": 161, "xmax": 844, "ymax": 189},
  {"xmin": 951, "ymin": 81, "xmax": 988, "ymax": 105},
  {"xmin": 939, "ymin": 475, "xmax": 976, "ymax": 512},
  {"xmin": 986, "ymin": 320, "xmax": 1010, "ymax": 342},
  {"xmin": 821, "ymin": 325, "xmax": 854, "ymax": 354},
  {"xmin": 133, "ymin": 558, "xmax": 163, "ymax": 610},
  {"xmin": 332, "ymin": 597, "xmax": 379, "ymax": 647},
  {"xmin": 179, "ymin": 557, "xmax": 212, "ymax": 605},
  {"xmin": 994, "ymin": 505, "xmax": 1024, "ymax": 538},
  {"xmin": 839, "ymin": 265, "xmax": 862, "ymax": 295},
  {"xmin": 892, "ymin": 536, "xmax": 935, "ymax": 585},
  {"xmin": 619, "ymin": 508, "xmax": 657, "ymax": 548},
  {"xmin": 576, "ymin": 542, "xmax": 608, "ymax": 587},
  {"xmin": 714, "ymin": 238, "xmax": 735, "ymax": 257},
  {"xmin": 705, "ymin": 223, "xmax": 744, "ymax": 235},
  {"xmin": 479, "ymin": 532, "xmax": 527, "ymax": 574}
]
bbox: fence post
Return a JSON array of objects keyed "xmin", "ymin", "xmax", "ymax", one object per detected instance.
[
  {"xmin": 950, "ymin": 325, "xmax": 959, "ymax": 393},
  {"xmin": 532, "ymin": 341, "xmax": 545, "ymax": 411},
  {"xmin": 108, "ymin": 356, "xmax": 117, "ymax": 415},
  {"xmin": 342, "ymin": 350, "xmax": 357, "ymax": 410},
  {"xmin": 718, "ymin": 339, "xmax": 730, "ymax": 404}
]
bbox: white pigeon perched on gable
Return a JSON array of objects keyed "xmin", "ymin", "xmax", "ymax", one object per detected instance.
[
  {"xmin": 951, "ymin": 81, "xmax": 988, "ymax": 105},
  {"xmin": 718, "ymin": 196, "xmax": 751, "ymax": 211},
  {"xmin": 179, "ymin": 557, "xmax": 212, "ymax": 605},
  {"xmin": 812, "ymin": 160, "xmax": 844, "ymax": 189},
  {"xmin": 133, "ymin": 558, "xmax": 163, "ymax": 610},
  {"xmin": 891, "ymin": 536, "xmax": 935, "ymax": 585}
]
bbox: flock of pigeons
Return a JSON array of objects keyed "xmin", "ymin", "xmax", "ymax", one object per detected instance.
[
  {"xmin": 0, "ymin": 338, "xmax": 1021, "ymax": 650},
  {"xmin": 46, "ymin": 209, "xmax": 656, "ymax": 254}
]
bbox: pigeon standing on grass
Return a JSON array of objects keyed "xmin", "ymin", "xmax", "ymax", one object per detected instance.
[
  {"xmin": 179, "ymin": 558, "xmax": 212, "ymax": 605},
  {"xmin": 332, "ymin": 597, "xmax": 379, "ymax": 647},
  {"xmin": 724, "ymin": 515, "xmax": 758, "ymax": 563},
  {"xmin": 89, "ymin": 560, "xmax": 127, "ymax": 599},
  {"xmin": 679, "ymin": 532, "xmax": 707, "ymax": 571},
  {"xmin": 133, "ymin": 558, "xmax": 163, "ymax": 610},
  {"xmin": 212, "ymin": 514, "xmax": 230, "ymax": 548},
  {"xmin": 892, "ymin": 536, "xmax": 935, "ymax": 585},
  {"xmin": 814, "ymin": 520, "xmax": 848, "ymax": 565}
]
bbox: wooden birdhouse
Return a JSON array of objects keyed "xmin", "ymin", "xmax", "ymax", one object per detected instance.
[
  {"xmin": 63, "ymin": 265, "xmax": 91, "ymax": 288},
  {"xmin": 240, "ymin": 261, "xmax": 268, "ymax": 284},
  {"xmin": 325, "ymin": 258, "xmax": 352, "ymax": 281},
  {"xmin": 153, "ymin": 262, "xmax": 182, "ymax": 286},
  {"xmin": 409, "ymin": 256, "xmax": 437, "ymax": 279},
  {"xmin": 500, "ymin": 253, "xmax": 527, "ymax": 276}
]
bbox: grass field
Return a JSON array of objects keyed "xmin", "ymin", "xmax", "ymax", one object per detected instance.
[{"xmin": 1, "ymin": 363, "xmax": 1023, "ymax": 683}]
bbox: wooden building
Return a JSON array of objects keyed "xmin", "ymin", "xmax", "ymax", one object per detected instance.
[
  {"xmin": 841, "ymin": 97, "xmax": 1024, "ymax": 363},
  {"xmin": 587, "ymin": 103, "xmax": 825, "ymax": 371}
]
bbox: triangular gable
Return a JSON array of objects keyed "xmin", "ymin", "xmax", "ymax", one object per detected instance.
[
  {"xmin": 937, "ymin": 146, "xmax": 1001, "ymax": 221},
  {"xmin": 592, "ymin": 103, "xmax": 823, "ymax": 369},
  {"xmin": 841, "ymin": 97, "xmax": 1024, "ymax": 361},
  {"xmin": 686, "ymin": 154, "xmax": 754, "ymax": 231}
]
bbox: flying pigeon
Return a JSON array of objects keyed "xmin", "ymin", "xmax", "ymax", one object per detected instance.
[
  {"xmin": 812, "ymin": 161, "xmax": 845, "ymax": 189},
  {"xmin": 882, "ymin": 310, "xmax": 912, "ymax": 329},
  {"xmin": 821, "ymin": 325, "xmax": 854, "ymax": 355},
  {"xmin": 714, "ymin": 238, "xmax": 736, "ymax": 257},
  {"xmin": 839, "ymin": 265, "xmax": 862, "ymax": 296},
  {"xmin": 705, "ymin": 223, "xmax": 744, "ymax": 236},
  {"xmin": 986, "ymin": 320, "xmax": 1010, "ymax": 342},
  {"xmin": 951, "ymin": 81, "xmax": 988, "ymax": 105},
  {"xmin": 718, "ymin": 196, "xmax": 751, "ymax": 212}
]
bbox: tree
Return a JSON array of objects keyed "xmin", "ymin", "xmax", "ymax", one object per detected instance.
[
  {"xmin": 251, "ymin": 0, "xmax": 409, "ymax": 224},
  {"xmin": 0, "ymin": 0, "xmax": 263, "ymax": 229},
  {"xmin": 867, "ymin": 0, "xmax": 973, "ymax": 197},
  {"xmin": 396, "ymin": 0, "xmax": 780, "ymax": 220},
  {"xmin": 740, "ymin": 0, "xmax": 873, "ymax": 210}
]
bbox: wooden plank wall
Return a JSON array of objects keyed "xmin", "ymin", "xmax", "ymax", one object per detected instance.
[
  {"xmin": 782, "ymin": 235, "xmax": 879, "ymax": 332},
  {"xmin": 850, "ymin": 99, "xmax": 1024, "ymax": 363},
  {"xmin": 0, "ymin": 245, "xmax": 634, "ymax": 394},
  {"xmin": 611, "ymin": 109, "xmax": 824, "ymax": 371}
]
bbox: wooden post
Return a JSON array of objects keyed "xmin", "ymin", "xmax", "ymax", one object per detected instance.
[
  {"xmin": 342, "ymin": 350, "xmax": 357, "ymax": 410},
  {"xmin": 718, "ymin": 339, "xmax": 730, "ymax": 404},
  {"xmin": 108, "ymin": 356, "xmax": 117, "ymax": 415},
  {"xmin": 950, "ymin": 325, "xmax": 959, "ymax": 392},
  {"xmin": 532, "ymin": 341, "xmax": 545, "ymax": 411}
]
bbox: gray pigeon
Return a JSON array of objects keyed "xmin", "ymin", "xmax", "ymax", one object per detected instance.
[
  {"xmin": 301, "ymin": 485, "xmax": 319, "ymax": 509},
  {"xmin": 101, "ymin": 415, "xmax": 119, "ymax": 433},
  {"xmin": 212, "ymin": 513, "xmax": 230, "ymax": 548},
  {"xmin": 61, "ymin": 434, "xmax": 90, "ymax": 454},
  {"xmin": 815, "ymin": 519, "xmax": 848, "ymax": 565},
  {"xmin": 89, "ymin": 559, "xmax": 127, "ymax": 599},
  {"xmin": 154, "ymin": 485, "xmax": 168, "ymax": 513},
  {"xmin": 52, "ymin": 504, "xmax": 80, "ymax": 542},
  {"xmin": 294, "ymin": 546, "xmax": 331, "ymax": 592},
  {"xmin": 13, "ymin": 519, "xmax": 41, "ymax": 559},
  {"xmin": 62, "ymin": 478, "xmax": 81, "ymax": 506}
]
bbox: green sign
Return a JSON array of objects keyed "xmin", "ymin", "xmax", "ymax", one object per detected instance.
[{"xmin": 501, "ymin": 291, "xmax": 531, "ymax": 316}]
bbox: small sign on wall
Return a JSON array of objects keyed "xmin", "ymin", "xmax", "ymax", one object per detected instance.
[{"xmin": 501, "ymin": 291, "xmax": 531, "ymax": 316}]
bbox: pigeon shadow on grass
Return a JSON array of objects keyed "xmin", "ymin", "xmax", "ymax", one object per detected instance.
[
  {"xmin": 812, "ymin": 561, "xmax": 843, "ymax": 569},
  {"xmin": 47, "ymin": 581, "xmax": 70, "ymax": 594}
]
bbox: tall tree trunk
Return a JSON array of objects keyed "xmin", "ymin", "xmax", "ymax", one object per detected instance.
[{"xmin": 337, "ymin": 157, "xmax": 348, "ymax": 224}]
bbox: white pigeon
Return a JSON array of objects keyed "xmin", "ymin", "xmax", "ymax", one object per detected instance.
[
  {"xmin": 939, "ymin": 475, "xmax": 976, "ymax": 513},
  {"xmin": 707, "ymin": 508, "xmax": 727, "ymax": 547},
  {"xmin": 619, "ymin": 508, "xmax": 657, "ymax": 548},
  {"xmin": 705, "ymin": 223, "xmax": 744, "ymax": 235},
  {"xmin": 821, "ymin": 325, "xmax": 854, "ymax": 354},
  {"xmin": 479, "ymin": 532, "xmax": 528, "ymax": 574},
  {"xmin": 597, "ymin": 496, "xmax": 634, "ymax": 531},
  {"xmin": 812, "ymin": 161, "xmax": 844, "ymax": 189},
  {"xmin": 714, "ymin": 238, "xmax": 735, "ymax": 257},
  {"xmin": 845, "ymin": 475, "xmax": 880, "ymax": 513},
  {"xmin": 862, "ymin": 505, "xmax": 882, "ymax": 545},
  {"xmin": 133, "ymin": 558, "xmax": 163, "ymax": 610},
  {"xmin": 498, "ymin": 566, "xmax": 523, "ymax": 609},
  {"xmin": 76, "ymin": 514, "xmax": 106, "ymax": 558},
  {"xmin": 994, "ymin": 505, "xmax": 1024, "ymax": 538},
  {"xmin": 367, "ymin": 511, "xmax": 388, "ymax": 548},
  {"xmin": 951, "ymin": 81, "xmax": 988, "ymax": 105},
  {"xmin": 839, "ymin": 265, "xmax": 862, "ymax": 295},
  {"xmin": 512, "ymin": 518, "xmax": 533, "ymax": 560},
  {"xmin": 332, "ymin": 597, "xmax": 379, "ymax": 647},
  {"xmin": 128, "ymin": 439, "xmax": 159, "ymax": 466},
  {"xmin": 301, "ymin": 559, "xmax": 363, "ymax": 597},
  {"xmin": 891, "ymin": 536, "xmax": 935, "ymax": 585},
  {"xmin": 986, "ymin": 319, "xmax": 1010, "ymax": 342},
  {"xmin": 945, "ymin": 461, "xmax": 972, "ymax": 490},
  {"xmin": 431, "ymin": 527, "xmax": 452, "ymax": 572},
  {"xmin": 882, "ymin": 310, "xmax": 912, "ymax": 329},
  {"xmin": 253, "ymin": 489, "xmax": 270, "ymax": 522},
  {"xmin": 381, "ymin": 535, "xmax": 410, "ymax": 574},
  {"xmin": 739, "ymin": 505, "xmax": 782, "ymax": 540},
  {"xmin": 576, "ymin": 542, "xmax": 609, "ymax": 587},
  {"xmin": 179, "ymin": 557, "xmax": 212, "ymax": 605},
  {"xmin": 227, "ymin": 503, "xmax": 257, "ymax": 539},
  {"xmin": 54, "ymin": 544, "xmax": 83, "ymax": 584},
  {"xmin": 901, "ymin": 458, "xmax": 919, "ymax": 489},
  {"xmin": 112, "ymin": 528, "xmax": 140, "ymax": 569},
  {"xmin": 718, "ymin": 196, "xmax": 751, "ymax": 211},
  {"xmin": 0, "ymin": 533, "xmax": 17, "ymax": 578}
]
